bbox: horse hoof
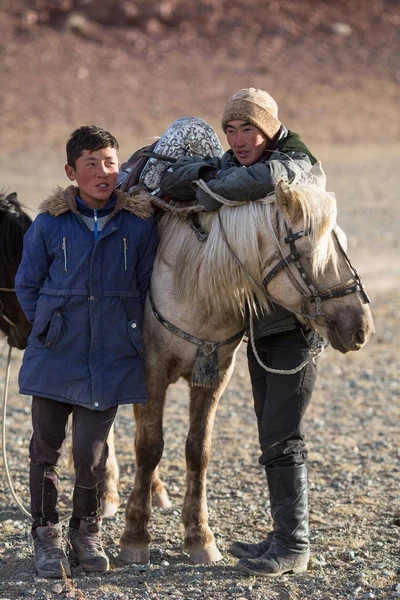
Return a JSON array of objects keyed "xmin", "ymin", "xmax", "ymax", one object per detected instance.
[
  {"xmin": 119, "ymin": 546, "xmax": 150, "ymax": 565},
  {"xmin": 188, "ymin": 545, "xmax": 223, "ymax": 564},
  {"xmin": 101, "ymin": 501, "xmax": 119, "ymax": 518},
  {"xmin": 152, "ymin": 489, "xmax": 172, "ymax": 509}
]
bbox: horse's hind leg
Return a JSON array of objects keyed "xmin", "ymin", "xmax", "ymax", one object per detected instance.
[
  {"xmin": 101, "ymin": 425, "xmax": 120, "ymax": 517},
  {"xmin": 152, "ymin": 466, "xmax": 172, "ymax": 508},
  {"xmin": 100, "ymin": 420, "xmax": 170, "ymax": 519},
  {"xmin": 183, "ymin": 368, "xmax": 233, "ymax": 564},
  {"xmin": 120, "ymin": 380, "xmax": 168, "ymax": 564}
]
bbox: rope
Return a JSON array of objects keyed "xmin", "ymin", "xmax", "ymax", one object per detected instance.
[
  {"xmin": 1, "ymin": 346, "xmax": 72, "ymax": 522},
  {"xmin": 194, "ymin": 178, "xmax": 258, "ymax": 206},
  {"xmin": 249, "ymin": 313, "xmax": 326, "ymax": 375},
  {"xmin": 2, "ymin": 346, "xmax": 31, "ymax": 518}
]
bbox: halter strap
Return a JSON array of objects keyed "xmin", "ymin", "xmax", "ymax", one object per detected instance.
[
  {"xmin": 262, "ymin": 225, "xmax": 371, "ymax": 327},
  {"xmin": 217, "ymin": 212, "xmax": 318, "ymax": 323}
]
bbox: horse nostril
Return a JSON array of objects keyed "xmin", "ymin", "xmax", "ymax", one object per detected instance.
[{"xmin": 355, "ymin": 330, "xmax": 365, "ymax": 345}]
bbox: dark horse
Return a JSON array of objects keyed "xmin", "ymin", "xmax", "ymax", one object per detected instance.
[{"xmin": 0, "ymin": 192, "xmax": 32, "ymax": 349}]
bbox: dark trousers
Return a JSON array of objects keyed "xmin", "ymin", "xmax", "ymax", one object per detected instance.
[
  {"xmin": 29, "ymin": 396, "xmax": 117, "ymax": 531},
  {"xmin": 247, "ymin": 327, "xmax": 318, "ymax": 468}
]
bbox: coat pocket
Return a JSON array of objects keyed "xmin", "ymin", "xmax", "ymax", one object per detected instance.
[
  {"xmin": 127, "ymin": 319, "xmax": 145, "ymax": 356},
  {"xmin": 37, "ymin": 310, "xmax": 64, "ymax": 348}
]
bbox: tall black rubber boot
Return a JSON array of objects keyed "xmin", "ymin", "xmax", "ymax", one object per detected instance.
[
  {"xmin": 237, "ymin": 464, "xmax": 309, "ymax": 577},
  {"xmin": 229, "ymin": 531, "xmax": 274, "ymax": 560}
]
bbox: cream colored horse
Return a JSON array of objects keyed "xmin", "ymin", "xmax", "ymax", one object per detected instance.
[{"xmin": 104, "ymin": 179, "xmax": 374, "ymax": 564}]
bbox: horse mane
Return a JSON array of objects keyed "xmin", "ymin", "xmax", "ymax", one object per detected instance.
[
  {"xmin": 0, "ymin": 192, "xmax": 32, "ymax": 275},
  {"xmin": 157, "ymin": 183, "xmax": 338, "ymax": 319}
]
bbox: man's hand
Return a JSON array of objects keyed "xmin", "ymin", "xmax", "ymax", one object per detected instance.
[{"xmin": 195, "ymin": 188, "xmax": 223, "ymax": 211}]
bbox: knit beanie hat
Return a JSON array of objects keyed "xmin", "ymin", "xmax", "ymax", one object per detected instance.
[{"xmin": 221, "ymin": 88, "xmax": 281, "ymax": 140}]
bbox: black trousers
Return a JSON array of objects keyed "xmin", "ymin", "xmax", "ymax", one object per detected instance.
[
  {"xmin": 29, "ymin": 396, "xmax": 117, "ymax": 531},
  {"xmin": 247, "ymin": 327, "xmax": 318, "ymax": 468}
]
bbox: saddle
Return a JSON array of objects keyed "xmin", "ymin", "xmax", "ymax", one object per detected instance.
[
  {"xmin": 117, "ymin": 117, "xmax": 224, "ymax": 240},
  {"xmin": 117, "ymin": 140, "xmax": 159, "ymax": 193},
  {"xmin": 117, "ymin": 117, "xmax": 223, "ymax": 193}
]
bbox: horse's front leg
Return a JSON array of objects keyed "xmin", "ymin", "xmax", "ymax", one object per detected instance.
[
  {"xmin": 183, "ymin": 366, "xmax": 233, "ymax": 564},
  {"xmin": 120, "ymin": 378, "xmax": 168, "ymax": 564},
  {"xmin": 101, "ymin": 425, "xmax": 120, "ymax": 517}
]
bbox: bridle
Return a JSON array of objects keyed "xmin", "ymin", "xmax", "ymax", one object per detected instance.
[
  {"xmin": 262, "ymin": 225, "xmax": 371, "ymax": 328},
  {"xmin": 217, "ymin": 212, "xmax": 370, "ymax": 329},
  {"xmin": 216, "ymin": 215, "xmax": 371, "ymax": 375},
  {"xmin": 0, "ymin": 288, "xmax": 17, "ymax": 328}
]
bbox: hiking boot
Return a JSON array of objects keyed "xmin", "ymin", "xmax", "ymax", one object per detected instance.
[
  {"xmin": 229, "ymin": 531, "xmax": 274, "ymax": 559},
  {"xmin": 68, "ymin": 517, "xmax": 109, "ymax": 572},
  {"xmin": 33, "ymin": 523, "xmax": 71, "ymax": 578}
]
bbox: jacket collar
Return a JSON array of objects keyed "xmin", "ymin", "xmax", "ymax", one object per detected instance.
[
  {"xmin": 76, "ymin": 192, "xmax": 117, "ymax": 217},
  {"xmin": 38, "ymin": 185, "xmax": 154, "ymax": 220}
]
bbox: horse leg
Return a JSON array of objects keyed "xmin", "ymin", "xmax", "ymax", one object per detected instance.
[
  {"xmin": 183, "ymin": 366, "xmax": 233, "ymax": 564},
  {"xmin": 100, "ymin": 419, "xmax": 170, "ymax": 520},
  {"xmin": 152, "ymin": 465, "xmax": 172, "ymax": 508},
  {"xmin": 101, "ymin": 425, "xmax": 120, "ymax": 517},
  {"xmin": 120, "ymin": 379, "xmax": 168, "ymax": 564}
]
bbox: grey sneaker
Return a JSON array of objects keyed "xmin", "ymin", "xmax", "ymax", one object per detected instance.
[
  {"xmin": 68, "ymin": 518, "xmax": 109, "ymax": 572},
  {"xmin": 33, "ymin": 523, "xmax": 71, "ymax": 578}
]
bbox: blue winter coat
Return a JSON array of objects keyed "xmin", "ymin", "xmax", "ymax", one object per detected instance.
[{"xmin": 15, "ymin": 186, "xmax": 159, "ymax": 410}]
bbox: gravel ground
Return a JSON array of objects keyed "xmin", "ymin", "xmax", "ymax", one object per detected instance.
[
  {"xmin": 0, "ymin": 152, "xmax": 399, "ymax": 599},
  {"xmin": 1, "ymin": 2, "xmax": 399, "ymax": 598}
]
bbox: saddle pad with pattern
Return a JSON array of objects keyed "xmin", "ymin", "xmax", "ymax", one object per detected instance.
[{"xmin": 117, "ymin": 117, "xmax": 224, "ymax": 193}]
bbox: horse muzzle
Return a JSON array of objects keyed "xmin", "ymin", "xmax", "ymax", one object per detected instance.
[{"xmin": 326, "ymin": 315, "xmax": 375, "ymax": 354}]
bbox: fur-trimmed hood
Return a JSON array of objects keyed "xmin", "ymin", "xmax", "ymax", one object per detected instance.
[{"xmin": 38, "ymin": 185, "xmax": 154, "ymax": 220}]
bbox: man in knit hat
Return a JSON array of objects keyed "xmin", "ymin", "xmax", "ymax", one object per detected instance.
[{"xmin": 159, "ymin": 88, "xmax": 324, "ymax": 577}]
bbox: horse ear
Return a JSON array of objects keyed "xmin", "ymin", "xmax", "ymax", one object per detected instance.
[{"xmin": 275, "ymin": 179, "xmax": 302, "ymax": 222}]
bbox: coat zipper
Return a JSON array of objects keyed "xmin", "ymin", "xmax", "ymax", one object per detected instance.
[
  {"xmin": 62, "ymin": 237, "xmax": 68, "ymax": 272},
  {"xmin": 123, "ymin": 237, "xmax": 128, "ymax": 271},
  {"xmin": 93, "ymin": 209, "xmax": 99, "ymax": 241}
]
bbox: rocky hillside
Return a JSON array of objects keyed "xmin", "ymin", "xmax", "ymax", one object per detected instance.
[{"xmin": 1, "ymin": 0, "xmax": 399, "ymax": 151}]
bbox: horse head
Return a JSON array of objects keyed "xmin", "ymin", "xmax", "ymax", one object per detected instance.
[
  {"xmin": 0, "ymin": 192, "xmax": 32, "ymax": 349},
  {"xmin": 265, "ymin": 179, "xmax": 375, "ymax": 352}
]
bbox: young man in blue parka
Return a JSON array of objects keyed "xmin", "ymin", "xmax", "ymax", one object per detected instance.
[
  {"xmin": 160, "ymin": 88, "xmax": 324, "ymax": 577},
  {"xmin": 15, "ymin": 126, "xmax": 158, "ymax": 577}
]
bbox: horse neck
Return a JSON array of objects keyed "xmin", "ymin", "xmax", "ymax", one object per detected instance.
[{"xmin": 156, "ymin": 205, "xmax": 277, "ymax": 321}]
